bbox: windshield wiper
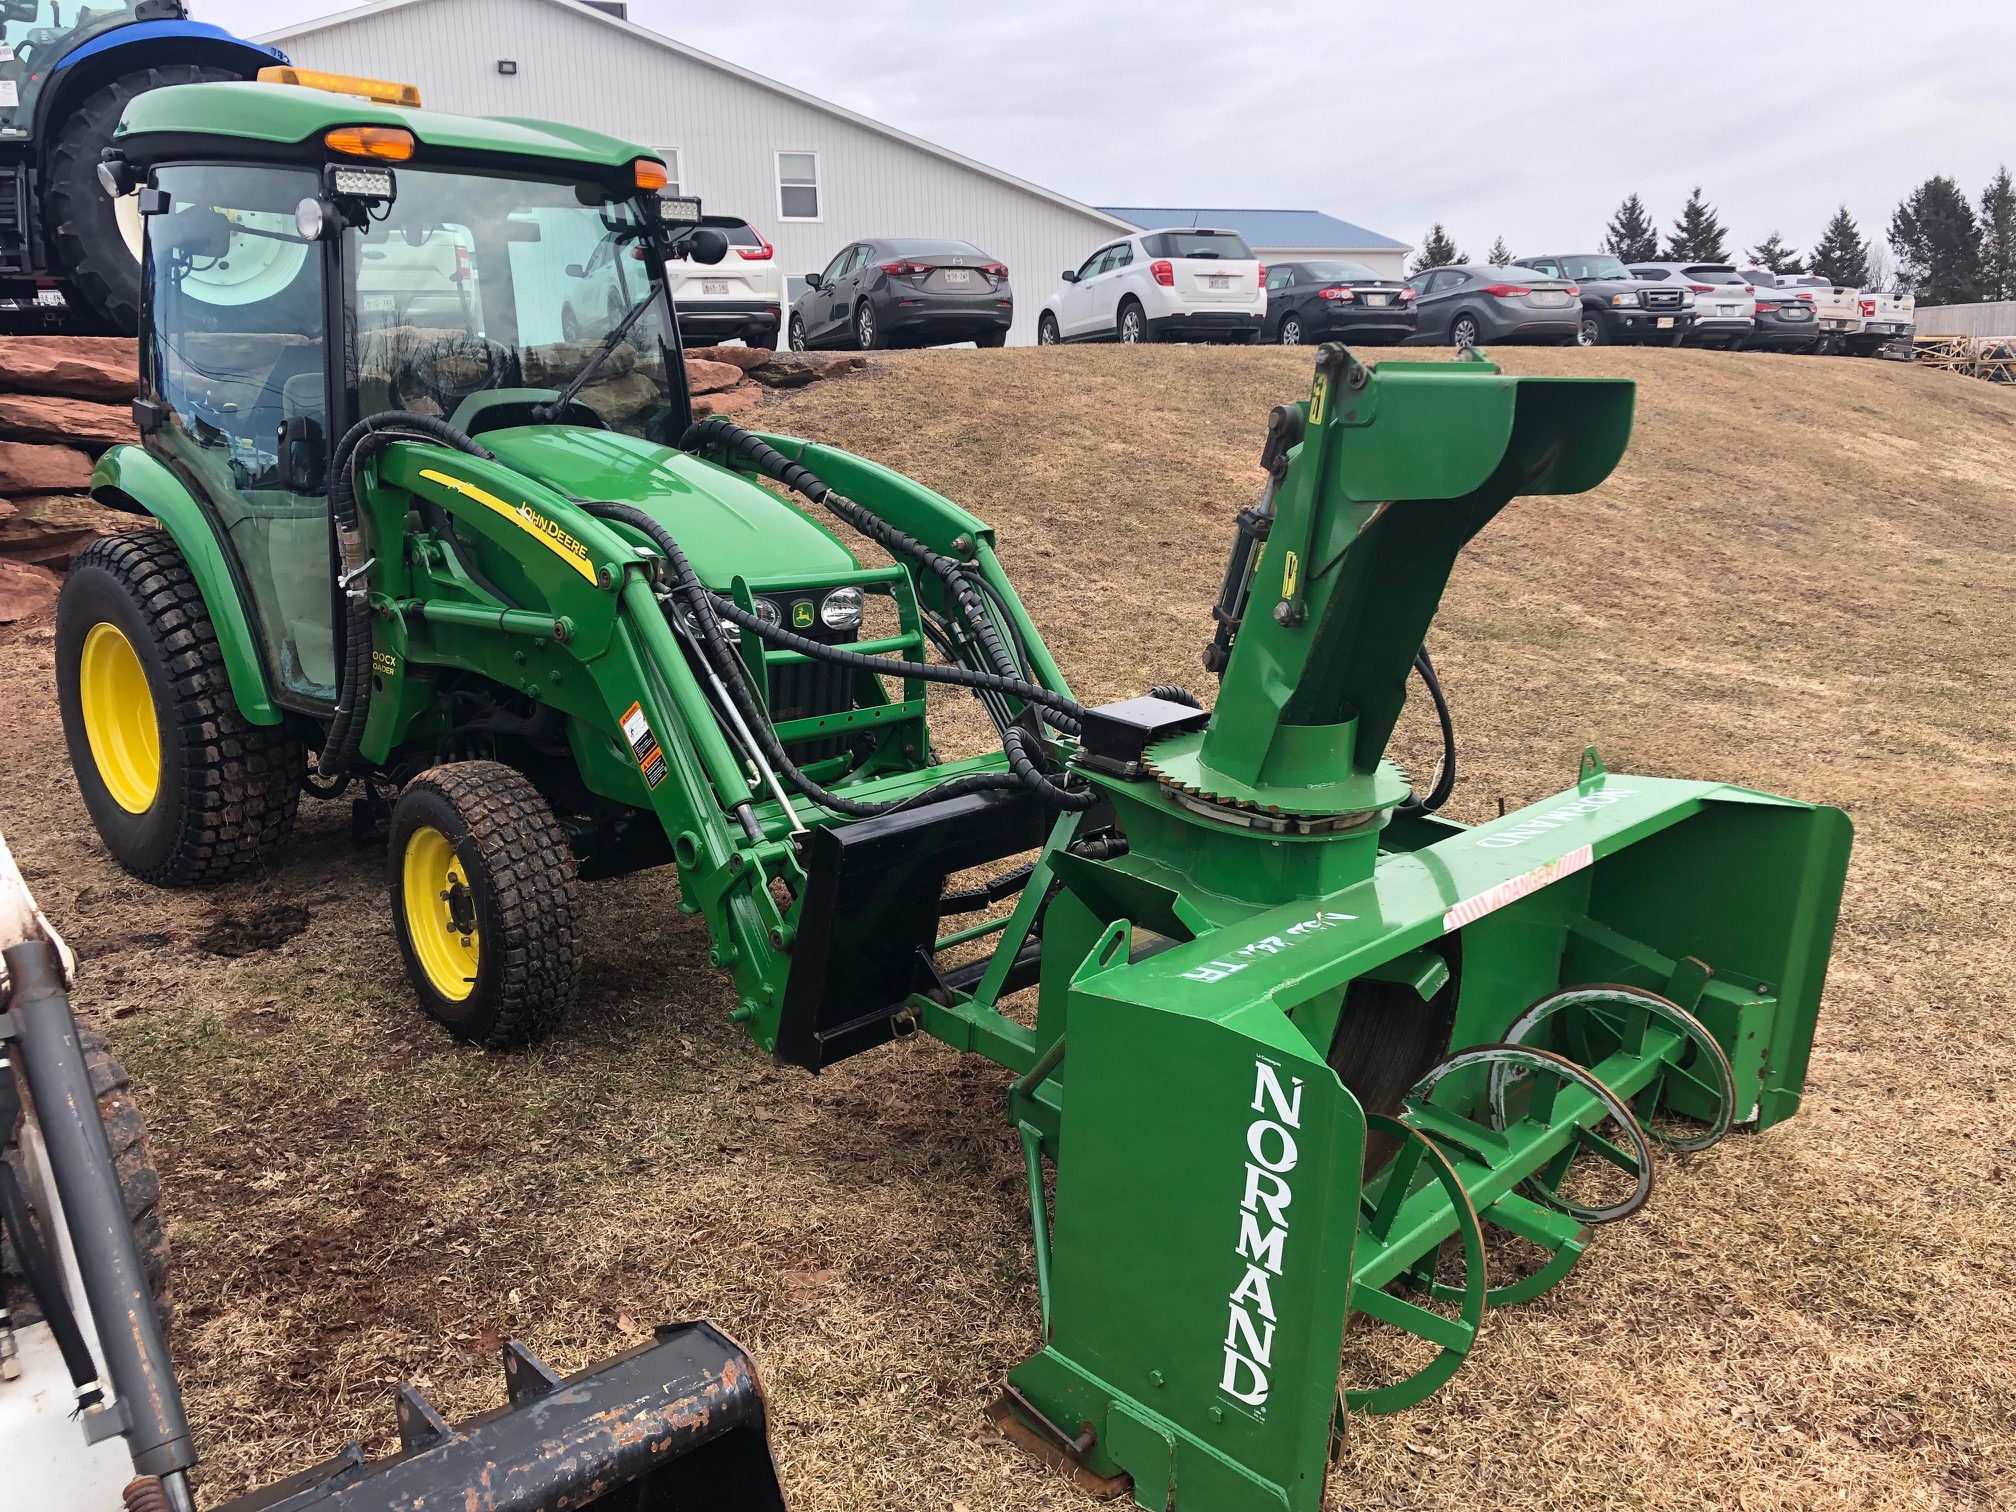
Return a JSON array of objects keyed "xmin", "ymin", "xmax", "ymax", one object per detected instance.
[{"xmin": 532, "ymin": 284, "xmax": 662, "ymax": 424}]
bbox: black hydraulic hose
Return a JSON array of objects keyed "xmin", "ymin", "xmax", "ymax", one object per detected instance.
[
  {"xmin": 1399, "ymin": 647, "xmax": 1457, "ymax": 815},
  {"xmin": 581, "ymin": 501, "xmax": 1094, "ymax": 819},
  {"xmin": 322, "ymin": 412, "xmax": 492, "ymax": 773},
  {"xmin": 1150, "ymin": 684, "xmax": 1203, "ymax": 708},
  {"xmin": 1004, "ymin": 725, "xmax": 1100, "ymax": 811},
  {"xmin": 0, "ymin": 1163, "xmax": 101, "ymax": 1407},
  {"xmin": 680, "ymin": 418, "xmax": 1055, "ymax": 725}
]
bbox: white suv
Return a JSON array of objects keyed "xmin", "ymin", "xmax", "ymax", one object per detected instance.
[
  {"xmin": 1038, "ymin": 227, "xmax": 1265, "ymax": 345},
  {"xmin": 665, "ymin": 215, "xmax": 783, "ymax": 349}
]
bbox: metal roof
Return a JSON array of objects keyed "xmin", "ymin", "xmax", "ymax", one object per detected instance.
[{"xmin": 1097, "ymin": 207, "xmax": 1408, "ymax": 251}]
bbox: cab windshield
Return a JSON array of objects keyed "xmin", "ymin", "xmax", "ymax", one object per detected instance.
[{"xmin": 355, "ymin": 166, "xmax": 680, "ymax": 441}]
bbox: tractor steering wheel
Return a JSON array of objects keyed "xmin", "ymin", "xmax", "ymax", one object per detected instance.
[{"xmin": 392, "ymin": 334, "xmax": 520, "ymax": 416}]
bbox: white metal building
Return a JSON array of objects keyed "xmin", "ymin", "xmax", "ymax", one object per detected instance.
[
  {"xmin": 1099, "ymin": 209, "xmax": 1412, "ymax": 282},
  {"xmin": 260, "ymin": 0, "xmax": 1138, "ymax": 344}
]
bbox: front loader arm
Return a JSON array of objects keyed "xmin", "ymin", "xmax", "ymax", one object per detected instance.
[{"xmin": 356, "ymin": 441, "xmax": 802, "ymax": 1046}]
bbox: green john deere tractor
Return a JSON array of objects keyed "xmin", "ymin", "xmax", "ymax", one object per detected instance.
[{"xmin": 56, "ymin": 73, "xmax": 1850, "ymax": 1511}]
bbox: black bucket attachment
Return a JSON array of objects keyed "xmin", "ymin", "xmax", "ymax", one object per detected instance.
[{"xmin": 214, "ymin": 1321, "xmax": 786, "ymax": 1511}]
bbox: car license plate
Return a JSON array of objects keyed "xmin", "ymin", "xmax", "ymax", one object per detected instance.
[
  {"xmin": 1531, "ymin": 291, "xmax": 1569, "ymax": 307},
  {"xmin": 1718, "ymin": 304, "xmax": 1738, "ymax": 316},
  {"xmin": 1364, "ymin": 293, "xmax": 1387, "ymax": 306},
  {"xmin": 941, "ymin": 268, "xmax": 971, "ymax": 285},
  {"xmin": 1656, "ymin": 316, "xmax": 1674, "ymax": 328},
  {"xmin": 702, "ymin": 280, "xmax": 731, "ymax": 297},
  {"xmin": 1205, "ymin": 275, "xmax": 1230, "ymax": 290}
]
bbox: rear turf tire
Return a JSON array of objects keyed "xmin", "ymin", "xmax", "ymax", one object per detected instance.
[
  {"xmin": 56, "ymin": 531, "xmax": 302, "ymax": 886},
  {"xmin": 45, "ymin": 64, "xmax": 238, "ymax": 334},
  {"xmin": 746, "ymin": 326, "xmax": 779, "ymax": 351},
  {"xmin": 389, "ymin": 762, "xmax": 579, "ymax": 1049},
  {"xmin": 1117, "ymin": 300, "xmax": 1148, "ymax": 344},
  {"xmin": 974, "ymin": 327, "xmax": 1008, "ymax": 348},
  {"xmin": 1279, "ymin": 313, "xmax": 1305, "ymax": 345}
]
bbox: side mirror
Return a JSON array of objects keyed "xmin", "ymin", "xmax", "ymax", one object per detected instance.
[
  {"xmin": 682, "ymin": 226, "xmax": 730, "ymax": 266},
  {"xmin": 565, "ymin": 262, "xmax": 587, "ymax": 279},
  {"xmin": 280, "ymin": 415, "xmax": 327, "ymax": 494},
  {"xmin": 804, "ymin": 271, "xmax": 824, "ymax": 291},
  {"xmin": 1061, "ymin": 270, "xmax": 1079, "ymax": 283}
]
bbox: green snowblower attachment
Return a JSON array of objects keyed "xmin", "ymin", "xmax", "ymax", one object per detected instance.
[{"xmin": 64, "ymin": 74, "xmax": 1848, "ymax": 1512}]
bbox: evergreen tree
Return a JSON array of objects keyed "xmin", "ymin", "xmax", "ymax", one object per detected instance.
[
  {"xmin": 1746, "ymin": 231, "xmax": 1803, "ymax": 274},
  {"xmin": 1410, "ymin": 223, "xmax": 1466, "ymax": 274},
  {"xmin": 1487, "ymin": 235, "xmax": 1513, "ymax": 266},
  {"xmin": 1808, "ymin": 206, "xmax": 1870, "ymax": 287},
  {"xmin": 1603, "ymin": 193, "xmax": 1658, "ymax": 263},
  {"xmin": 1663, "ymin": 186, "xmax": 1729, "ymax": 261},
  {"xmin": 1889, "ymin": 176, "xmax": 1983, "ymax": 304},
  {"xmin": 1979, "ymin": 166, "xmax": 2016, "ymax": 301}
]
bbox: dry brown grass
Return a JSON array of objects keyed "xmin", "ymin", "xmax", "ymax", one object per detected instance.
[{"xmin": 2, "ymin": 341, "xmax": 2013, "ymax": 1510}]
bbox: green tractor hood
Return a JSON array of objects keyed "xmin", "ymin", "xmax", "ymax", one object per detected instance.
[{"xmin": 481, "ymin": 425, "xmax": 859, "ymax": 588}]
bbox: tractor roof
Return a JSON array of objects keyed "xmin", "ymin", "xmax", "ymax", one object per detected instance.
[{"xmin": 114, "ymin": 81, "xmax": 656, "ymax": 176}]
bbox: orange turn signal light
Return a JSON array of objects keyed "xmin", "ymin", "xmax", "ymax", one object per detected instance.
[
  {"xmin": 633, "ymin": 158, "xmax": 669, "ymax": 192},
  {"xmin": 259, "ymin": 65, "xmax": 422, "ymax": 109},
  {"xmin": 325, "ymin": 126, "xmax": 417, "ymax": 162}
]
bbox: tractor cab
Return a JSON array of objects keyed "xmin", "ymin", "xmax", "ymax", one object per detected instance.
[{"xmin": 103, "ymin": 71, "xmax": 724, "ymax": 708}]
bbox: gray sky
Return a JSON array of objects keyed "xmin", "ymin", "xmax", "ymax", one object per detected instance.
[{"xmin": 191, "ymin": 0, "xmax": 2014, "ymax": 263}]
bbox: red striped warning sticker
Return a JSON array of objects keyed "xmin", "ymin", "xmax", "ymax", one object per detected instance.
[{"xmin": 1442, "ymin": 844, "xmax": 1592, "ymax": 932}]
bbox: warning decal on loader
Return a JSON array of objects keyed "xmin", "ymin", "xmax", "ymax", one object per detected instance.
[
  {"xmin": 620, "ymin": 702, "xmax": 669, "ymax": 789},
  {"xmin": 418, "ymin": 469, "xmax": 598, "ymax": 583},
  {"xmin": 1442, "ymin": 844, "xmax": 1591, "ymax": 932}
]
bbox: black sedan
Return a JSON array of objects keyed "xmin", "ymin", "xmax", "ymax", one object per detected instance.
[
  {"xmin": 1264, "ymin": 260, "xmax": 1417, "ymax": 345},
  {"xmin": 790, "ymin": 238, "xmax": 1012, "ymax": 350}
]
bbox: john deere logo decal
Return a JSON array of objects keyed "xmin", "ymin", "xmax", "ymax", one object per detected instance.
[
  {"xmin": 791, "ymin": 600, "xmax": 816, "ymax": 629},
  {"xmin": 418, "ymin": 469, "xmax": 597, "ymax": 583}
]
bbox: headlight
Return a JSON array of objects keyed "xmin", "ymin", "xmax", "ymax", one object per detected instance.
[
  {"xmin": 1610, "ymin": 292, "xmax": 1637, "ymax": 306},
  {"xmin": 820, "ymin": 587, "xmax": 864, "ymax": 631},
  {"xmin": 673, "ymin": 601, "xmax": 737, "ymax": 642},
  {"xmin": 295, "ymin": 196, "xmax": 327, "ymax": 241},
  {"xmin": 754, "ymin": 598, "xmax": 782, "ymax": 629}
]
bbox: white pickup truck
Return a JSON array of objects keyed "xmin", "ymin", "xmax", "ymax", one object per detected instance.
[
  {"xmin": 1748, "ymin": 272, "xmax": 1862, "ymax": 355},
  {"xmin": 1850, "ymin": 289, "xmax": 1915, "ymax": 355}
]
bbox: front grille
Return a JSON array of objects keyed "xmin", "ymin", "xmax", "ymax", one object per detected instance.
[
  {"xmin": 770, "ymin": 656, "xmax": 856, "ymax": 764},
  {"xmin": 1642, "ymin": 288, "xmax": 1684, "ymax": 310}
]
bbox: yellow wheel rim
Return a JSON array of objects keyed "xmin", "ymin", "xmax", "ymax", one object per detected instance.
[
  {"xmin": 403, "ymin": 825, "xmax": 480, "ymax": 1001},
  {"xmin": 79, "ymin": 622, "xmax": 161, "ymax": 815}
]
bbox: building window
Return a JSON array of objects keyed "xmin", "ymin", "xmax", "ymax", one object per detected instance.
[
  {"xmin": 777, "ymin": 151, "xmax": 819, "ymax": 221},
  {"xmin": 653, "ymin": 148, "xmax": 681, "ymax": 197}
]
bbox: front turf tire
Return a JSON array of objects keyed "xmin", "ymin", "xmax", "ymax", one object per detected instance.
[
  {"xmin": 1037, "ymin": 312, "xmax": 1061, "ymax": 345},
  {"xmin": 389, "ymin": 762, "xmax": 579, "ymax": 1049},
  {"xmin": 56, "ymin": 531, "xmax": 302, "ymax": 886},
  {"xmin": 788, "ymin": 313, "xmax": 808, "ymax": 351}
]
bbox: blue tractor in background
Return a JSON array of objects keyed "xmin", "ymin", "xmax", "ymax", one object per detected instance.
[{"xmin": 0, "ymin": 1, "xmax": 281, "ymax": 333}]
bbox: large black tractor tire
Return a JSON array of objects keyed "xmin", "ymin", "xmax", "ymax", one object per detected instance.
[
  {"xmin": 388, "ymin": 762, "xmax": 580, "ymax": 1049},
  {"xmin": 56, "ymin": 531, "xmax": 303, "ymax": 886},
  {"xmin": 45, "ymin": 64, "xmax": 239, "ymax": 335},
  {"xmin": 2, "ymin": 1028, "xmax": 170, "ymax": 1325}
]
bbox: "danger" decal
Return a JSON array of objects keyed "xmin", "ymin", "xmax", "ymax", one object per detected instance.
[{"xmin": 1442, "ymin": 845, "xmax": 1592, "ymax": 933}]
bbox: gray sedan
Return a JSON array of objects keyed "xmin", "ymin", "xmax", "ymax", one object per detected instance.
[{"xmin": 1405, "ymin": 264, "xmax": 1581, "ymax": 346}]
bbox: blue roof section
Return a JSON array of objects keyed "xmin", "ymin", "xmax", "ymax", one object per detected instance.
[{"xmin": 1097, "ymin": 207, "xmax": 1409, "ymax": 251}]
